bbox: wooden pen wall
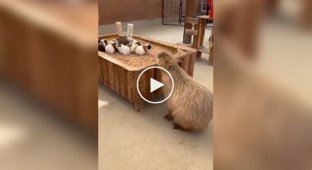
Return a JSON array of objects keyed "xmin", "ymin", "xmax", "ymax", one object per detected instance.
[{"xmin": 99, "ymin": 0, "xmax": 163, "ymax": 25}]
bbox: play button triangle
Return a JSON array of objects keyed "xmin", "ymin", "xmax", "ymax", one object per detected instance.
[{"xmin": 150, "ymin": 78, "xmax": 164, "ymax": 93}]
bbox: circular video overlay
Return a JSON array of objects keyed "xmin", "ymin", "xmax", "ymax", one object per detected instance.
[{"xmin": 136, "ymin": 66, "xmax": 174, "ymax": 104}]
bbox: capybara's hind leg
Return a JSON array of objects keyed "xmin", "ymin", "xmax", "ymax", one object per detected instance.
[
  {"xmin": 173, "ymin": 123, "xmax": 187, "ymax": 131},
  {"xmin": 164, "ymin": 110, "xmax": 173, "ymax": 121}
]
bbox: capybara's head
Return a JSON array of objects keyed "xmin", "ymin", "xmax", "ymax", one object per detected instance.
[{"xmin": 157, "ymin": 52, "xmax": 177, "ymax": 70}]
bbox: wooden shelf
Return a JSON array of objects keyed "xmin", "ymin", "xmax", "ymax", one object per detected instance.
[
  {"xmin": 199, "ymin": 47, "xmax": 210, "ymax": 54},
  {"xmin": 176, "ymin": 42, "xmax": 192, "ymax": 47}
]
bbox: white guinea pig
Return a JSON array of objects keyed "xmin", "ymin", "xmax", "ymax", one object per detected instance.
[
  {"xmin": 116, "ymin": 43, "xmax": 131, "ymax": 55},
  {"xmin": 130, "ymin": 41, "xmax": 141, "ymax": 53},
  {"xmin": 105, "ymin": 40, "xmax": 117, "ymax": 54}
]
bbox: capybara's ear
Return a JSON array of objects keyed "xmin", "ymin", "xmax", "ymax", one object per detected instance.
[
  {"xmin": 157, "ymin": 51, "xmax": 170, "ymax": 59},
  {"xmin": 176, "ymin": 57, "xmax": 182, "ymax": 62},
  {"xmin": 175, "ymin": 57, "xmax": 182, "ymax": 65}
]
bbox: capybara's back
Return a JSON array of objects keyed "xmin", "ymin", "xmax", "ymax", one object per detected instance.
[{"xmin": 157, "ymin": 51, "xmax": 213, "ymax": 131}]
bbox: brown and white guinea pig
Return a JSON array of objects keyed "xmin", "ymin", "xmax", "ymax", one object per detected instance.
[
  {"xmin": 157, "ymin": 51, "xmax": 213, "ymax": 131},
  {"xmin": 130, "ymin": 40, "xmax": 141, "ymax": 53},
  {"xmin": 135, "ymin": 43, "xmax": 152, "ymax": 55},
  {"xmin": 98, "ymin": 39, "xmax": 107, "ymax": 52},
  {"xmin": 116, "ymin": 42, "xmax": 131, "ymax": 55},
  {"xmin": 105, "ymin": 40, "xmax": 117, "ymax": 54}
]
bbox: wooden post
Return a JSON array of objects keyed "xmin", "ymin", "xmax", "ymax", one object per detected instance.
[
  {"xmin": 216, "ymin": 0, "xmax": 264, "ymax": 58},
  {"xmin": 183, "ymin": 0, "xmax": 200, "ymax": 44},
  {"xmin": 266, "ymin": 0, "xmax": 280, "ymax": 14},
  {"xmin": 301, "ymin": 0, "xmax": 312, "ymax": 29},
  {"xmin": 208, "ymin": 45, "xmax": 213, "ymax": 65}
]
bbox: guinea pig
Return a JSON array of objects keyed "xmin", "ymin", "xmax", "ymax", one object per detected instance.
[
  {"xmin": 135, "ymin": 43, "xmax": 152, "ymax": 55},
  {"xmin": 130, "ymin": 41, "xmax": 141, "ymax": 53},
  {"xmin": 157, "ymin": 51, "xmax": 213, "ymax": 131},
  {"xmin": 98, "ymin": 39, "xmax": 107, "ymax": 52},
  {"xmin": 116, "ymin": 42, "xmax": 131, "ymax": 55},
  {"xmin": 105, "ymin": 40, "xmax": 117, "ymax": 54}
]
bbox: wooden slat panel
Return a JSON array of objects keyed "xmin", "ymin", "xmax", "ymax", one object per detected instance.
[
  {"xmin": 198, "ymin": 19, "xmax": 207, "ymax": 47},
  {"xmin": 98, "ymin": 59, "xmax": 104, "ymax": 83},
  {"xmin": 181, "ymin": 55, "xmax": 190, "ymax": 74},
  {"xmin": 198, "ymin": 47, "xmax": 210, "ymax": 54},
  {"xmin": 185, "ymin": 29, "xmax": 198, "ymax": 36},
  {"xmin": 127, "ymin": 71, "xmax": 134, "ymax": 102},
  {"xmin": 120, "ymin": 68, "xmax": 127, "ymax": 98},
  {"xmin": 146, "ymin": 69, "xmax": 154, "ymax": 100},
  {"xmin": 154, "ymin": 68, "xmax": 163, "ymax": 97},
  {"xmin": 139, "ymin": 73, "xmax": 146, "ymax": 99},
  {"xmin": 134, "ymin": 71, "xmax": 143, "ymax": 111},
  {"xmin": 185, "ymin": 17, "xmax": 199, "ymax": 26},
  {"xmin": 114, "ymin": 64, "xmax": 120, "ymax": 94},
  {"xmin": 102, "ymin": 59, "xmax": 109, "ymax": 86},
  {"xmin": 188, "ymin": 53, "xmax": 196, "ymax": 77},
  {"xmin": 193, "ymin": 23, "xmax": 200, "ymax": 49},
  {"xmin": 208, "ymin": 45, "xmax": 214, "ymax": 66},
  {"xmin": 107, "ymin": 62, "xmax": 115, "ymax": 90}
]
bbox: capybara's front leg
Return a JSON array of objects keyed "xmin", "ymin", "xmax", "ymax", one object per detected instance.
[
  {"xmin": 164, "ymin": 110, "xmax": 173, "ymax": 121},
  {"xmin": 172, "ymin": 123, "xmax": 187, "ymax": 131}
]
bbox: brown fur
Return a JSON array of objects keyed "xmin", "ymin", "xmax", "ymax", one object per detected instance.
[
  {"xmin": 157, "ymin": 52, "xmax": 213, "ymax": 131},
  {"xmin": 117, "ymin": 36, "xmax": 130, "ymax": 45}
]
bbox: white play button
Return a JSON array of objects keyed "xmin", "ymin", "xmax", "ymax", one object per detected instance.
[
  {"xmin": 136, "ymin": 66, "xmax": 174, "ymax": 104},
  {"xmin": 150, "ymin": 78, "xmax": 164, "ymax": 93}
]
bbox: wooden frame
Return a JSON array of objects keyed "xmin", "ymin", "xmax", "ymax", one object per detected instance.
[{"xmin": 98, "ymin": 33, "xmax": 197, "ymax": 111}]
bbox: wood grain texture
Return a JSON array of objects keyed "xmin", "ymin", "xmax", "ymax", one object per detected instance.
[
  {"xmin": 98, "ymin": 34, "xmax": 196, "ymax": 111},
  {"xmin": 185, "ymin": 29, "xmax": 199, "ymax": 36},
  {"xmin": 107, "ymin": 62, "xmax": 115, "ymax": 90},
  {"xmin": 102, "ymin": 59, "xmax": 109, "ymax": 86},
  {"xmin": 188, "ymin": 52, "xmax": 196, "ymax": 77},
  {"xmin": 185, "ymin": 17, "xmax": 199, "ymax": 26},
  {"xmin": 181, "ymin": 55, "xmax": 190, "ymax": 74}
]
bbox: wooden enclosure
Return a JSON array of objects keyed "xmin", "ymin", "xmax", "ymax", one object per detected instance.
[{"xmin": 98, "ymin": 34, "xmax": 197, "ymax": 111}]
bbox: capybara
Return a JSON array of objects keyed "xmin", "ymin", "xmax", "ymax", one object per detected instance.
[{"xmin": 157, "ymin": 51, "xmax": 213, "ymax": 131}]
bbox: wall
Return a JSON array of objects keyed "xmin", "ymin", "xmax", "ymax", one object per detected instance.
[{"xmin": 99, "ymin": 0, "xmax": 163, "ymax": 25}]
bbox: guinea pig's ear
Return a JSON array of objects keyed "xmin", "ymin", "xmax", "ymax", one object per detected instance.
[{"xmin": 146, "ymin": 44, "xmax": 152, "ymax": 50}]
